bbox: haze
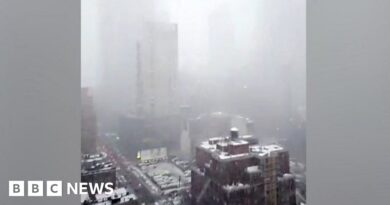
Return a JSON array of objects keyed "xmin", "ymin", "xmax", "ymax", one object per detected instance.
[{"xmin": 81, "ymin": 0, "xmax": 306, "ymax": 161}]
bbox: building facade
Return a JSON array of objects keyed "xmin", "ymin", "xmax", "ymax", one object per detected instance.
[
  {"xmin": 191, "ymin": 128, "xmax": 296, "ymax": 205},
  {"xmin": 81, "ymin": 87, "xmax": 97, "ymax": 154},
  {"xmin": 81, "ymin": 152, "xmax": 117, "ymax": 196},
  {"xmin": 136, "ymin": 22, "xmax": 178, "ymax": 117}
]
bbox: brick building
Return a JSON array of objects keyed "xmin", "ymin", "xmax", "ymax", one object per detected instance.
[{"xmin": 191, "ymin": 128, "xmax": 296, "ymax": 205}]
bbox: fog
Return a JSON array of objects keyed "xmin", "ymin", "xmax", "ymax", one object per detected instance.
[{"xmin": 82, "ymin": 0, "xmax": 305, "ymax": 160}]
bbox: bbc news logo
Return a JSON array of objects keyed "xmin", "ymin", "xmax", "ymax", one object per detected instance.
[{"xmin": 9, "ymin": 181, "xmax": 114, "ymax": 197}]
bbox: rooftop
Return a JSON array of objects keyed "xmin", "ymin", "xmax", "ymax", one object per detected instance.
[
  {"xmin": 81, "ymin": 152, "xmax": 116, "ymax": 175},
  {"xmin": 82, "ymin": 152, "xmax": 107, "ymax": 163},
  {"xmin": 139, "ymin": 161, "xmax": 191, "ymax": 195},
  {"xmin": 82, "ymin": 187, "xmax": 137, "ymax": 205},
  {"xmin": 250, "ymin": 144, "xmax": 284, "ymax": 157},
  {"xmin": 199, "ymin": 134, "xmax": 284, "ymax": 161},
  {"xmin": 223, "ymin": 183, "xmax": 250, "ymax": 192}
]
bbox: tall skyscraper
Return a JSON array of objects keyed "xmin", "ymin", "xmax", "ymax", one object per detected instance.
[
  {"xmin": 81, "ymin": 87, "xmax": 97, "ymax": 154},
  {"xmin": 180, "ymin": 106, "xmax": 192, "ymax": 158},
  {"xmin": 191, "ymin": 128, "xmax": 296, "ymax": 205},
  {"xmin": 136, "ymin": 22, "xmax": 178, "ymax": 117},
  {"xmin": 116, "ymin": 22, "xmax": 180, "ymax": 159}
]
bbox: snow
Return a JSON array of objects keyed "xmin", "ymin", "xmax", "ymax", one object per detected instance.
[
  {"xmin": 223, "ymin": 183, "xmax": 251, "ymax": 192},
  {"xmin": 199, "ymin": 136, "xmax": 284, "ymax": 161},
  {"xmin": 246, "ymin": 165, "xmax": 260, "ymax": 173}
]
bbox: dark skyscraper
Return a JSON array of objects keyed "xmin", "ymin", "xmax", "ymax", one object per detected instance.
[{"xmin": 81, "ymin": 87, "xmax": 97, "ymax": 154}]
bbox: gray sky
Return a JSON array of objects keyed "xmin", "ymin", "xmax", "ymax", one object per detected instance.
[
  {"xmin": 81, "ymin": 0, "xmax": 306, "ymax": 134},
  {"xmin": 82, "ymin": 0, "xmax": 305, "ymax": 85}
]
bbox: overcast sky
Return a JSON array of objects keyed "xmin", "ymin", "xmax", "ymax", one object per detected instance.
[{"xmin": 81, "ymin": 0, "xmax": 306, "ymax": 135}]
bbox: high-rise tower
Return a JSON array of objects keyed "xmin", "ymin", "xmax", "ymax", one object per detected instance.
[
  {"xmin": 136, "ymin": 22, "xmax": 178, "ymax": 117},
  {"xmin": 81, "ymin": 87, "xmax": 97, "ymax": 154}
]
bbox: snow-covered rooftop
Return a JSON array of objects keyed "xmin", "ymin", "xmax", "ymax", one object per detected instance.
[
  {"xmin": 217, "ymin": 152, "xmax": 249, "ymax": 160},
  {"xmin": 199, "ymin": 136, "xmax": 284, "ymax": 160},
  {"xmin": 223, "ymin": 183, "xmax": 250, "ymax": 192},
  {"xmin": 81, "ymin": 152, "xmax": 107, "ymax": 163},
  {"xmin": 229, "ymin": 139, "xmax": 248, "ymax": 146},
  {"xmin": 230, "ymin": 127, "xmax": 239, "ymax": 132},
  {"xmin": 94, "ymin": 187, "xmax": 137, "ymax": 203},
  {"xmin": 246, "ymin": 165, "xmax": 260, "ymax": 173},
  {"xmin": 200, "ymin": 141, "xmax": 217, "ymax": 150}
]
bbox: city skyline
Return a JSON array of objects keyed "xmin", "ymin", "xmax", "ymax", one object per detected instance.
[{"xmin": 81, "ymin": 0, "xmax": 305, "ymax": 204}]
